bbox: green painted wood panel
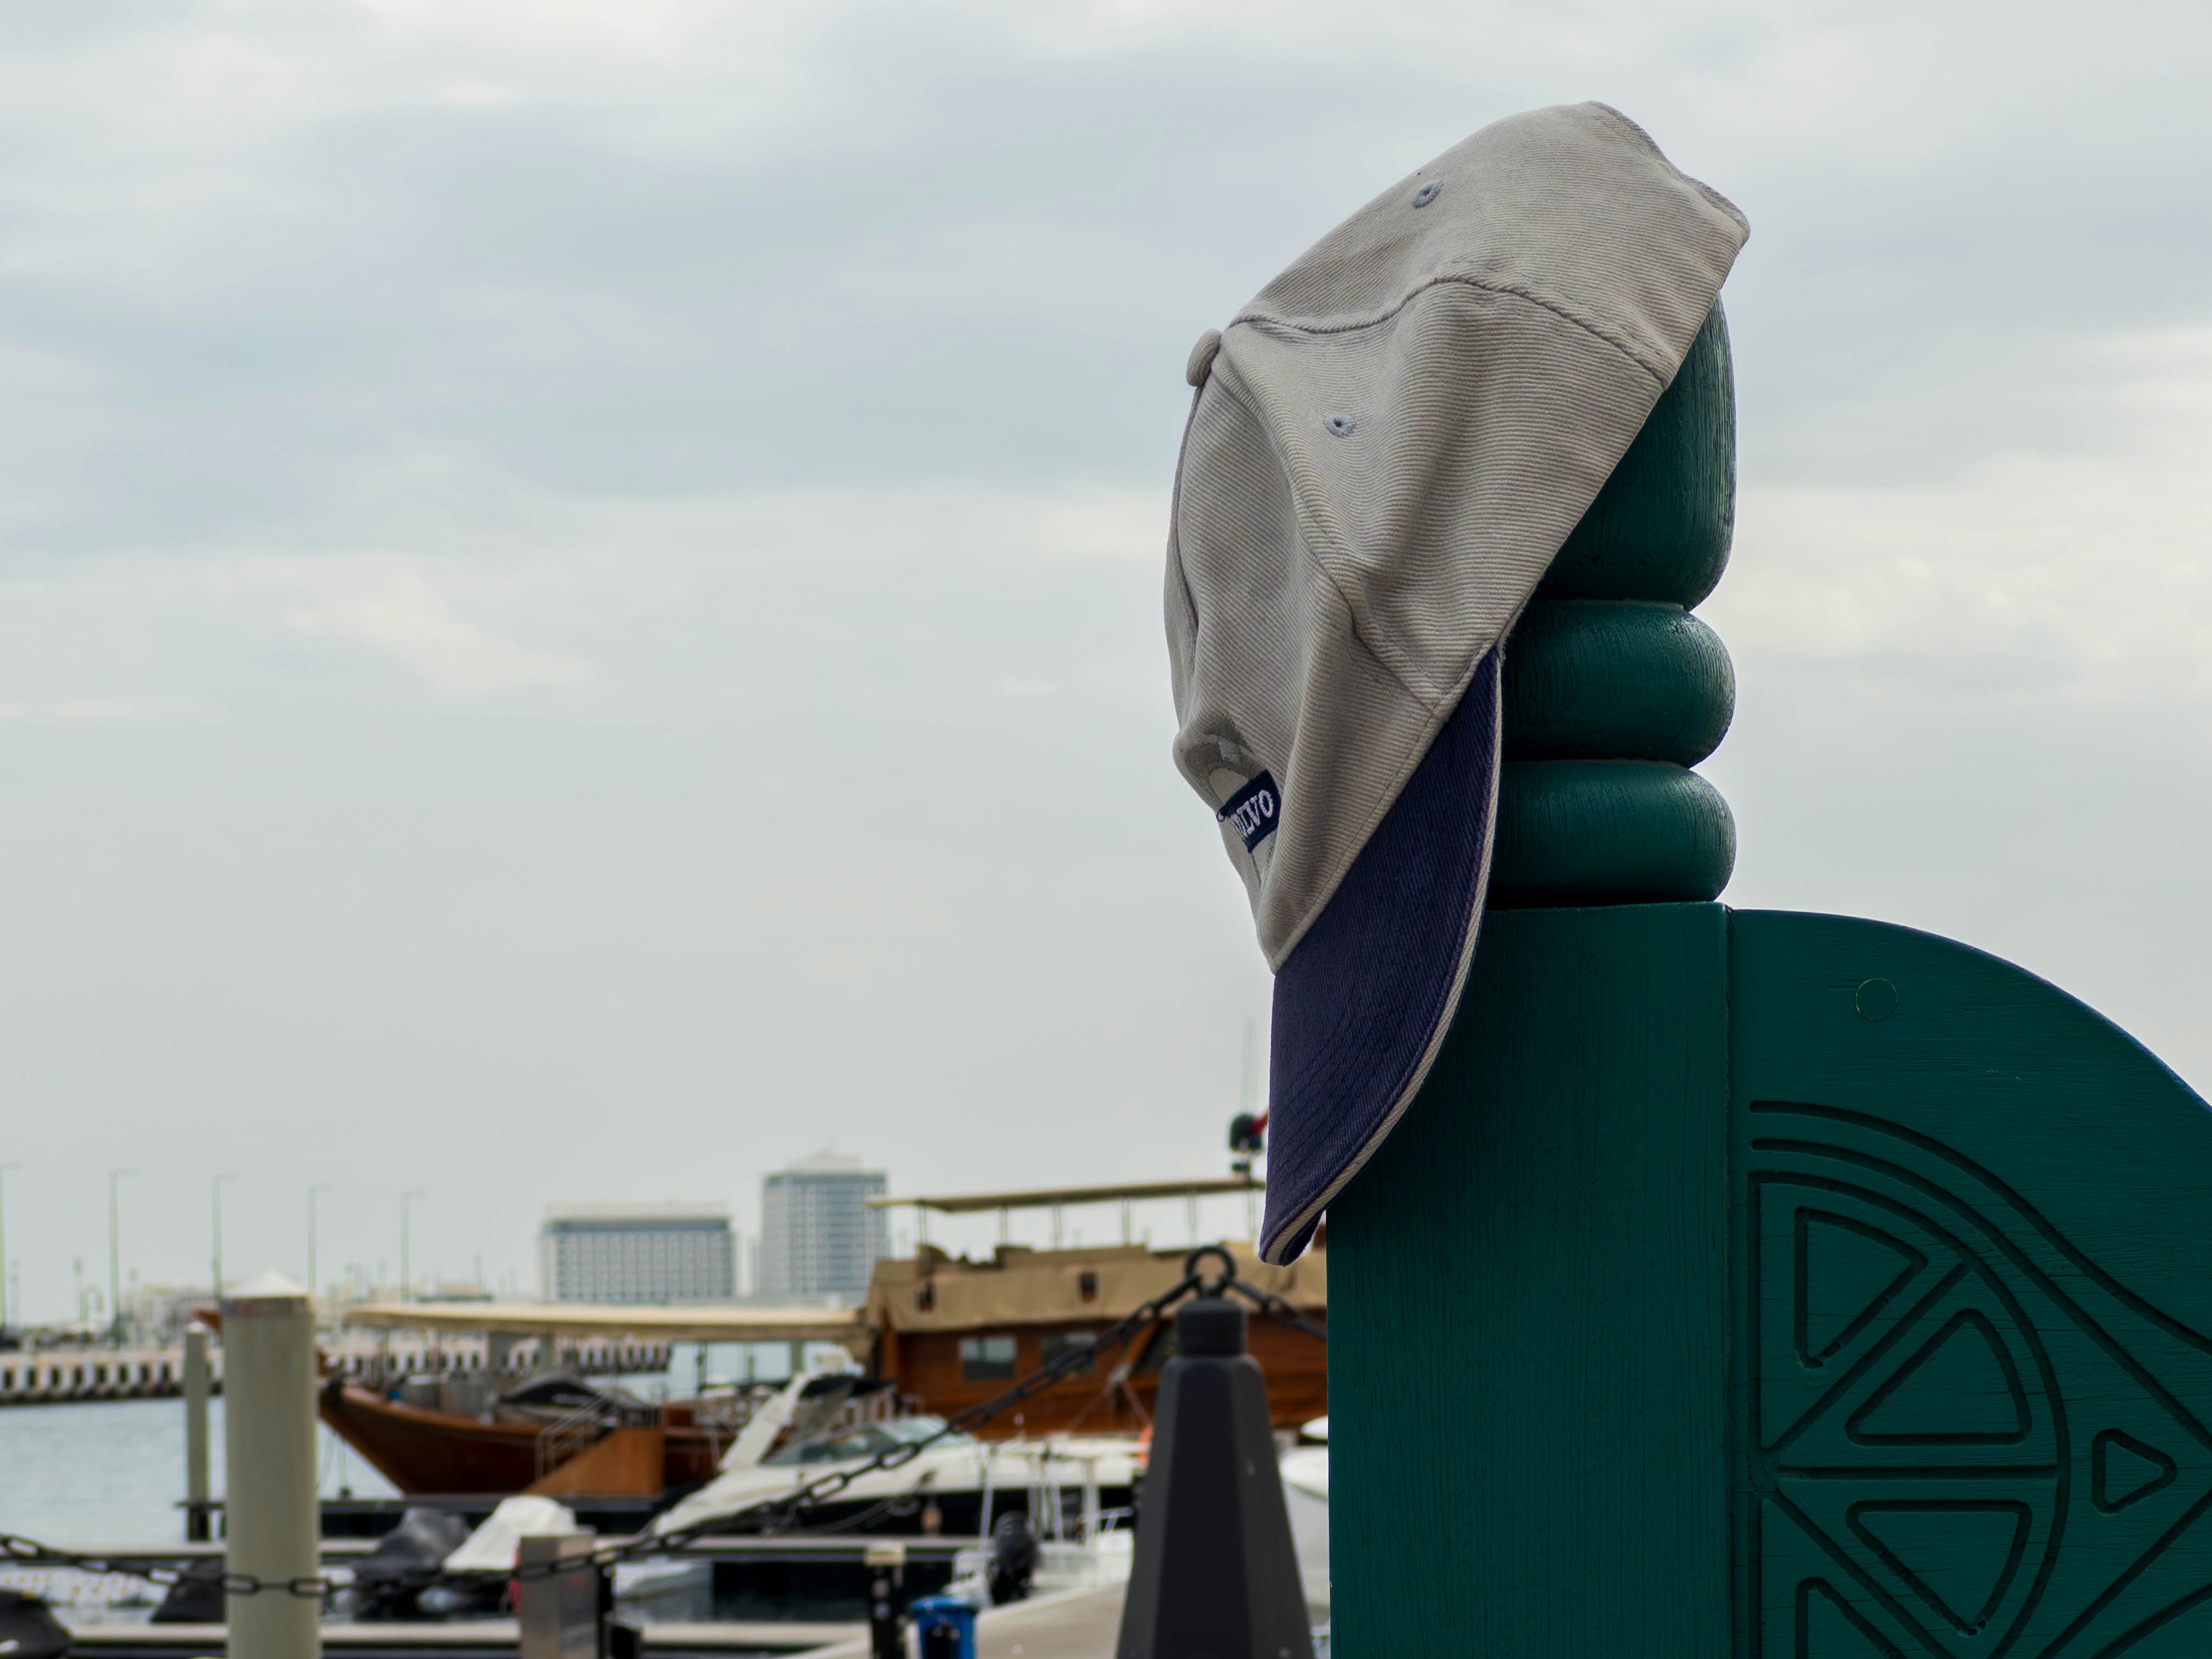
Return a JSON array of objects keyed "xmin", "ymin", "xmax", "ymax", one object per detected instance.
[
  {"xmin": 1330, "ymin": 902, "xmax": 1731, "ymax": 1658},
  {"xmin": 1730, "ymin": 910, "xmax": 2212, "ymax": 1657}
]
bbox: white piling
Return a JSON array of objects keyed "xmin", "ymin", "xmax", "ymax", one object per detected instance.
[
  {"xmin": 224, "ymin": 1271, "xmax": 320, "ymax": 1659},
  {"xmin": 516, "ymin": 1534, "xmax": 601, "ymax": 1659},
  {"xmin": 184, "ymin": 1321, "xmax": 212, "ymax": 1541}
]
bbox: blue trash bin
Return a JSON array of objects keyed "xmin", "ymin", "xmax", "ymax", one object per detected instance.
[{"xmin": 909, "ymin": 1593, "xmax": 980, "ymax": 1659}]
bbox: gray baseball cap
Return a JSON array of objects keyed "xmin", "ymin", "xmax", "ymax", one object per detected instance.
[{"xmin": 1165, "ymin": 103, "xmax": 1747, "ymax": 1263}]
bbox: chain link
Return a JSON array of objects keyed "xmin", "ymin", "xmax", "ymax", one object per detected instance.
[
  {"xmin": 0, "ymin": 1245, "xmax": 1324, "ymax": 1599},
  {"xmin": 1224, "ymin": 1277, "xmax": 1330, "ymax": 1344},
  {"xmin": 596, "ymin": 1257, "xmax": 1220, "ymax": 1574}
]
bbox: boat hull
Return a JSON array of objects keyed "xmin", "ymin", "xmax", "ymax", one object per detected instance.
[{"xmin": 318, "ymin": 1382, "xmax": 721, "ymax": 1497}]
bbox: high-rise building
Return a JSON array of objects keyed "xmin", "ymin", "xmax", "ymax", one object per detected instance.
[
  {"xmin": 539, "ymin": 1203, "xmax": 736, "ymax": 1304},
  {"xmin": 758, "ymin": 1154, "xmax": 888, "ymax": 1305}
]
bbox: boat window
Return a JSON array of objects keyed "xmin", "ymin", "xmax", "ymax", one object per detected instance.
[
  {"xmin": 764, "ymin": 1416, "xmax": 968, "ymax": 1466},
  {"xmin": 1040, "ymin": 1333, "xmax": 1095, "ymax": 1375},
  {"xmin": 880, "ymin": 1416, "xmax": 957, "ymax": 1446},
  {"xmin": 1078, "ymin": 1272, "xmax": 1099, "ymax": 1303},
  {"xmin": 959, "ymin": 1335, "xmax": 1017, "ymax": 1381}
]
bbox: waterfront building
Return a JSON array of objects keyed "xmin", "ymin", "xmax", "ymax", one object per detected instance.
[
  {"xmin": 758, "ymin": 1154, "xmax": 888, "ymax": 1305},
  {"xmin": 538, "ymin": 1203, "xmax": 736, "ymax": 1303},
  {"xmin": 121, "ymin": 1282, "xmax": 216, "ymax": 1345}
]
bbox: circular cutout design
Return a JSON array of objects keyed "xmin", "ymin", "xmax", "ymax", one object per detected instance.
[{"xmin": 1745, "ymin": 1103, "xmax": 2212, "ymax": 1657}]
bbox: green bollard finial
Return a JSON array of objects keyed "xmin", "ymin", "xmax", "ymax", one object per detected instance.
[{"xmin": 1489, "ymin": 305, "xmax": 1737, "ymax": 907}]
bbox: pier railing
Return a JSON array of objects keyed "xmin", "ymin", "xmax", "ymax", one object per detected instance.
[
  {"xmin": 0, "ymin": 1348, "xmax": 215, "ymax": 1405},
  {"xmin": 0, "ymin": 1334, "xmax": 671, "ymax": 1409}
]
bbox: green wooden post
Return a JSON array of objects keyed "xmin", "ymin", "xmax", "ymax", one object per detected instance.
[
  {"xmin": 1330, "ymin": 305, "xmax": 1740, "ymax": 1658},
  {"xmin": 1330, "ymin": 309, "xmax": 2212, "ymax": 1657}
]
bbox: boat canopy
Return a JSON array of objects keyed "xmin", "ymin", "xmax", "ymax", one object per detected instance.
[
  {"xmin": 342, "ymin": 1300, "xmax": 869, "ymax": 1351},
  {"xmin": 867, "ymin": 1240, "xmax": 1324, "ymax": 1335},
  {"xmin": 867, "ymin": 1176, "xmax": 1263, "ymax": 1213}
]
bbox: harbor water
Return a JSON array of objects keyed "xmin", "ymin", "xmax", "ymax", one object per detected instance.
[{"xmin": 0, "ymin": 1393, "xmax": 398, "ymax": 1546}]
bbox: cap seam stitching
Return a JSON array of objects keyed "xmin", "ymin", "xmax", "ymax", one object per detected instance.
[
  {"xmin": 1581, "ymin": 101, "xmax": 1751, "ymax": 239},
  {"xmin": 1162, "ymin": 382, "xmax": 1207, "ymax": 690},
  {"xmin": 1203, "ymin": 358, "xmax": 1453, "ymax": 719},
  {"xmin": 1232, "ymin": 273, "xmax": 1672, "ymax": 388},
  {"xmin": 1191, "ymin": 365, "xmax": 1496, "ymax": 972}
]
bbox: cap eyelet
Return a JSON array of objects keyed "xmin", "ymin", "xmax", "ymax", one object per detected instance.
[
  {"xmin": 1324, "ymin": 414, "xmax": 1355, "ymax": 438},
  {"xmin": 1412, "ymin": 180, "xmax": 1442, "ymax": 209}
]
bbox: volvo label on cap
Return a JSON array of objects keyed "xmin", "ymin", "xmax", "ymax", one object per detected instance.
[{"xmin": 1219, "ymin": 771, "xmax": 1281, "ymax": 852}]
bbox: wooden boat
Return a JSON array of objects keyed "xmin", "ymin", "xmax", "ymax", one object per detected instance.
[
  {"xmin": 317, "ymin": 1380, "xmax": 730, "ymax": 1497},
  {"xmin": 863, "ymin": 1237, "xmax": 1326, "ymax": 1438},
  {"xmin": 326, "ymin": 1181, "xmax": 1324, "ymax": 1501}
]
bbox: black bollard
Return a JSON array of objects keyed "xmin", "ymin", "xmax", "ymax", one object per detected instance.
[
  {"xmin": 987, "ymin": 1512, "xmax": 1037, "ymax": 1605},
  {"xmin": 1115, "ymin": 1294, "xmax": 1312, "ymax": 1659},
  {"xmin": 866, "ymin": 1541, "xmax": 908, "ymax": 1659}
]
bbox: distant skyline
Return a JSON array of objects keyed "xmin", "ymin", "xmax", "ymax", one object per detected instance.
[{"xmin": 4, "ymin": 1, "xmax": 2212, "ymax": 1321}]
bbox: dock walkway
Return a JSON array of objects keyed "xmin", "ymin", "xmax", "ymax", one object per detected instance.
[
  {"xmin": 61, "ymin": 1593, "xmax": 1125, "ymax": 1659},
  {"xmin": 19, "ymin": 1535, "xmax": 970, "ymax": 1567},
  {"xmin": 802, "ymin": 1587, "xmax": 1124, "ymax": 1659},
  {"xmin": 65, "ymin": 1620, "xmax": 861, "ymax": 1658}
]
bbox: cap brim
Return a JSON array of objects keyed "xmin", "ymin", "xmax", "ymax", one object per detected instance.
[{"xmin": 1259, "ymin": 647, "xmax": 1502, "ymax": 1264}]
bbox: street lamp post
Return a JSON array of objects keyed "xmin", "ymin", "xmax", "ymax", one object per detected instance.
[
  {"xmin": 108, "ymin": 1166, "xmax": 136, "ymax": 1345},
  {"xmin": 211, "ymin": 1173, "xmax": 238, "ymax": 1300},
  {"xmin": 400, "ymin": 1190, "xmax": 425, "ymax": 1303},
  {"xmin": 0, "ymin": 1162, "xmax": 18, "ymax": 1334},
  {"xmin": 306, "ymin": 1183, "xmax": 333, "ymax": 1310}
]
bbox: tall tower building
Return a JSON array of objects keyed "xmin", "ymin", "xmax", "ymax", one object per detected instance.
[{"xmin": 758, "ymin": 1154, "xmax": 888, "ymax": 1305}]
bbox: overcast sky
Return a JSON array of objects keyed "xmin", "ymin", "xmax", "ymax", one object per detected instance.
[{"xmin": 3, "ymin": 0, "xmax": 2210, "ymax": 1320}]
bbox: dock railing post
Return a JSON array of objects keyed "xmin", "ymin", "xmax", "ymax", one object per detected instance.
[
  {"xmin": 183, "ymin": 1320, "xmax": 212, "ymax": 1543},
  {"xmin": 222, "ymin": 1272, "xmax": 320, "ymax": 1659},
  {"xmin": 1113, "ymin": 1293, "xmax": 1310, "ymax": 1659}
]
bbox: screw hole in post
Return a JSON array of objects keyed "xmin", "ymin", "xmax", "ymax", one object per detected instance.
[{"xmin": 1854, "ymin": 978, "xmax": 1899, "ymax": 1022}]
